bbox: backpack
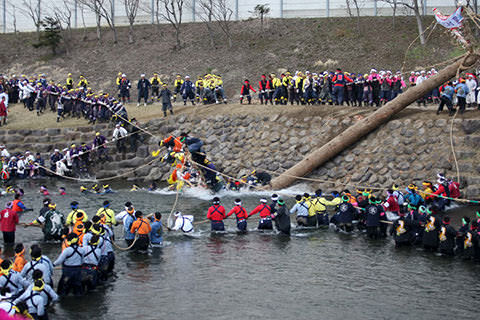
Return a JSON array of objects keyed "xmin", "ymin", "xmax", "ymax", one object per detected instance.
[{"xmin": 457, "ymin": 85, "xmax": 465, "ymax": 96}]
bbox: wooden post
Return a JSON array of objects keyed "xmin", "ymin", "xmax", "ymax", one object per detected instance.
[{"xmin": 270, "ymin": 53, "xmax": 480, "ymax": 190}]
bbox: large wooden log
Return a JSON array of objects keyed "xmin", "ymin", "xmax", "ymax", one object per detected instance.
[{"xmin": 270, "ymin": 53, "xmax": 480, "ymax": 190}]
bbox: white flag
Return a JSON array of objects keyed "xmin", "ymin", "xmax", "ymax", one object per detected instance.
[{"xmin": 433, "ymin": 7, "xmax": 464, "ymax": 29}]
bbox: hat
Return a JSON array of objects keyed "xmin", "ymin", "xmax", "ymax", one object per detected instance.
[
  {"xmin": 277, "ymin": 199, "xmax": 285, "ymax": 206},
  {"xmin": 260, "ymin": 198, "xmax": 267, "ymax": 203},
  {"xmin": 234, "ymin": 199, "xmax": 242, "ymax": 205},
  {"xmin": 271, "ymin": 194, "xmax": 278, "ymax": 201},
  {"xmin": 174, "ymin": 211, "xmax": 181, "ymax": 217}
]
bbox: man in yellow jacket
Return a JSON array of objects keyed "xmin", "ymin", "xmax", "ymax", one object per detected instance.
[{"xmin": 307, "ymin": 189, "xmax": 342, "ymax": 227}]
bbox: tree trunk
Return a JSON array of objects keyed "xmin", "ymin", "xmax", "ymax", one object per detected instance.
[
  {"xmin": 175, "ymin": 27, "xmax": 181, "ymax": 49},
  {"xmin": 269, "ymin": 53, "xmax": 480, "ymax": 190},
  {"xmin": 96, "ymin": 13, "xmax": 102, "ymax": 41},
  {"xmin": 392, "ymin": 0, "xmax": 397, "ymax": 29},
  {"xmin": 112, "ymin": 23, "xmax": 118, "ymax": 43},
  {"xmin": 128, "ymin": 23, "xmax": 135, "ymax": 43},
  {"xmin": 413, "ymin": 0, "xmax": 425, "ymax": 45}
]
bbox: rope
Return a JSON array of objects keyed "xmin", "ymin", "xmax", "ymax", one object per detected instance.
[
  {"xmin": 400, "ymin": 19, "xmax": 437, "ymax": 75},
  {"xmin": 450, "ymin": 109, "xmax": 461, "ymax": 185},
  {"xmin": 38, "ymin": 156, "xmax": 160, "ymax": 183},
  {"xmin": 111, "ymin": 233, "xmax": 139, "ymax": 251},
  {"xmin": 167, "ymin": 188, "xmax": 180, "ymax": 229}
]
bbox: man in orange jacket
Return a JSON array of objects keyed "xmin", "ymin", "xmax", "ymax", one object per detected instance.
[
  {"xmin": 207, "ymin": 197, "xmax": 226, "ymax": 231},
  {"xmin": 130, "ymin": 211, "xmax": 152, "ymax": 251}
]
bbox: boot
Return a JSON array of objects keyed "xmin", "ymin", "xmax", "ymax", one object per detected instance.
[{"xmin": 170, "ymin": 110, "xmax": 174, "ymax": 115}]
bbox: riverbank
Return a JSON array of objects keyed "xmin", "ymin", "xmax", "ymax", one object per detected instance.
[{"xmin": 3, "ymin": 102, "xmax": 480, "ymax": 198}]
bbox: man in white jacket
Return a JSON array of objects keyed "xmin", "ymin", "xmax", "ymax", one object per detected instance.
[
  {"xmin": 466, "ymin": 73, "xmax": 477, "ymax": 108},
  {"xmin": 112, "ymin": 123, "xmax": 128, "ymax": 153}
]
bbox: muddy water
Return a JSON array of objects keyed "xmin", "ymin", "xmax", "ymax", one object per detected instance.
[{"xmin": 4, "ymin": 179, "xmax": 480, "ymax": 320}]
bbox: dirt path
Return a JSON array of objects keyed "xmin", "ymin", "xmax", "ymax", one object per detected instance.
[{"xmin": 2, "ymin": 101, "xmax": 478, "ymax": 131}]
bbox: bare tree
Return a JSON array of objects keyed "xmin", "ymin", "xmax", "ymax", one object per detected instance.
[
  {"xmin": 123, "ymin": 0, "xmax": 140, "ymax": 44},
  {"xmin": 252, "ymin": 4, "xmax": 270, "ymax": 33},
  {"xmin": 212, "ymin": 0, "xmax": 233, "ymax": 48},
  {"xmin": 350, "ymin": 0, "xmax": 361, "ymax": 32},
  {"xmin": 6, "ymin": 1, "xmax": 18, "ymax": 33},
  {"xmin": 20, "ymin": 0, "xmax": 42, "ymax": 39},
  {"xmin": 78, "ymin": 0, "xmax": 118, "ymax": 43},
  {"xmin": 52, "ymin": 0, "xmax": 73, "ymax": 54},
  {"xmin": 197, "ymin": 0, "xmax": 216, "ymax": 47},
  {"xmin": 159, "ymin": 0, "xmax": 184, "ymax": 49},
  {"xmin": 78, "ymin": 0, "xmax": 102, "ymax": 40},
  {"xmin": 345, "ymin": 0, "xmax": 354, "ymax": 17},
  {"xmin": 79, "ymin": 2, "xmax": 88, "ymax": 40},
  {"xmin": 379, "ymin": 0, "xmax": 426, "ymax": 45}
]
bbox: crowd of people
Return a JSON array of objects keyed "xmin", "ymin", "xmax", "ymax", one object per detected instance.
[
  {"xmin": 202, "ymin": 174, "xmax": 474, "ymax": 261},
  {"xmin": 0, "ymin": 71, "xmax": 230, "ymax": 128},
  {"xmin": 0, "ymin": 120, "xmax": 145, "ymax": 181},
  {"xmin": 0, "ymin": 164, "xmax": 470, "ymax": 319},
  {"xmin": 237, "ymin": 69, "xmax": 480, "ymax": 114}
]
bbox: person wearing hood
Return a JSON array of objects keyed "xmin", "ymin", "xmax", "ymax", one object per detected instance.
[
  {"xmin": 272, "ymin": 199, "xmax": 291, "ymax": 235},
  {"xmin": 207, "ymin": 197, "xmax": 226, "ymax": 231},
  {"xmin": 438, "ymin": 216, "xmax": 456, "ymax": 256}
]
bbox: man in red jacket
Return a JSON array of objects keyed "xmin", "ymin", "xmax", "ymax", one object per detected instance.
[
  {"xmin": 207, "ymin": 197, "xmax": 226, "ymax": 231},
  {"xmin": 249, "ymin": 198, "xmax": 273, "ymax": 230},
  {"xmin": 227, "ymin": 199, "xmax": 249, "ymax": 232},
  {"xmin": 0, "ymin": 202, "xmax": 19, "ymax": 244}
]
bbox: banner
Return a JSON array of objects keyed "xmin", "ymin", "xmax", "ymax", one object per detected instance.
[{"xmin": 433, "ymin": 7, "xmax": 464, "ymax": 29}]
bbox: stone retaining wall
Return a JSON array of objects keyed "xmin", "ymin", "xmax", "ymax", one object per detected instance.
[{"xmin": 3, "ymin": 114, "xmax": 480, "ymax": 198}]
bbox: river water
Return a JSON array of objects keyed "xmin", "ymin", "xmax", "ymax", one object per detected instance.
[{"xmin": 4, "ymin": 179, "xmax": 480, "ymax": 320}]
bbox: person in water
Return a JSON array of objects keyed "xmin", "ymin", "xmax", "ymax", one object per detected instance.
[
  {"xmin": 170, "ymin": 211, "xmax": 194, "ymax": 233},
  {"xmin": 207, "ymin": 197, "xmax": 226, "ymax": 231},
  {"xmin": 227, "ymin": 199, "xmax": 248, "ymax": 232},
  {"xmin": 272, "ymin": 198, "xmax": 291, "ymax": 235}
]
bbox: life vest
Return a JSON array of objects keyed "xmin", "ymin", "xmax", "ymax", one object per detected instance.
[
  {"xmin": 464, "ymin": 232, "xmax": 473, "ymax": 249},
  {"xmin": 396, "ymin": 220, "xmax": 406, "ymax": 236},
  {"xmin": 439, "ymin": 226, "xmax": 447, "ymax": 242},
  {"xmin": 425, "ymin": 217, "xmax": 436, "ymax": 232}
]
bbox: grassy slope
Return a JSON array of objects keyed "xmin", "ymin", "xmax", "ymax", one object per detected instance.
[{"xmin": 0, "ymin": 16, "xmax": 463, "ymax": 99}]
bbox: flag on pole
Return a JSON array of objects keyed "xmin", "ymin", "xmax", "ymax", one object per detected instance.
[{"xmin": 433, "ymin": 7, "xmax": 464, "ymax": 29}]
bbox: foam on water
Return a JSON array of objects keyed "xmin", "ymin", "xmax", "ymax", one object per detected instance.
[{"xmin": 149, "ymin": 182, "xmax": 314, "ymax": 201}]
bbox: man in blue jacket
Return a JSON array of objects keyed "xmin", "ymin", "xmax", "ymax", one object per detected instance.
[
  {"xmin": 455, "ymin": 78, "xmax": 469, "ymax": 114},
  {"xmin": 437, "ymin": 81, "xmax": 455, "ymax": 116}
]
